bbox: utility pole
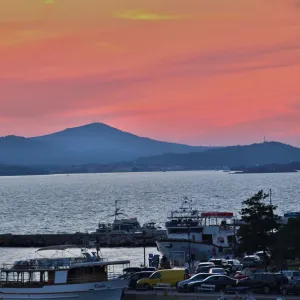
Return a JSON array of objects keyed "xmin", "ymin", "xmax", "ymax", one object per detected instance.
[
  {"xmin": 143, "ymin": 231, "xmax": 146, "ymax": 267},
  {"xmin": 188, "ymin": 223, "xmax": 191, "ymax": 272}
]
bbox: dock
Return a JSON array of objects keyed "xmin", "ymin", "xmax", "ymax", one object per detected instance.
[{"xmin": 0, "ymin": 232, "xmax": 159, "ymax": 248}]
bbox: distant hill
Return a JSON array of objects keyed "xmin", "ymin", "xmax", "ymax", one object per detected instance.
[
  {"xmin": 233, "ymin": 161, "xmax": 300, "ymax": 174},
  {"xmin": 0, "ymin": 164, "xmax": 48, "ymax": 176},
  {"xmin": 0, "ymin": 123, "xmax": 210, "ymax": 165},
  {"xmin": 136, "ymin": 142, "xmax": 300, "ymax": 169}
]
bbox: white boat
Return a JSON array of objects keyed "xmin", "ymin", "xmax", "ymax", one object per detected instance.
[
  {"xmin": 0, "ymin": 245, "xmax": 130, "ymax": 300},
  {"xmin": 156, "ymin": 198, "xmax": 235, "ymax": 266}
]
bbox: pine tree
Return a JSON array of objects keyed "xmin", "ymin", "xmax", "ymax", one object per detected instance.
[{"xmin": 237, "ymin": 190, "xmax": 281, "ymax": 255}]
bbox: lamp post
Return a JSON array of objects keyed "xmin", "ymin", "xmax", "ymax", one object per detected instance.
[
  {"xmin": 143, "ymin": 230, "xmax": 146, "ymax": 267},
  {"xmin": 188, "ymin": 223, "xmax": 191, "ymax": 271}
]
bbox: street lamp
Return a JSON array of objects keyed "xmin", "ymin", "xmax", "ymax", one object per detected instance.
[
  {"xmin": 142, "ymin": 230, "xmax": 146, "ymax": 267},
  {"xmin": 188, "ymin": 223, "xmax": 191, "ymax": 271}
]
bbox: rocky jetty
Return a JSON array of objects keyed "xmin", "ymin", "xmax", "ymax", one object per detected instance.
[{"xmin": 0, "ymin": 232, "xmax": 160, "ymax": 248}]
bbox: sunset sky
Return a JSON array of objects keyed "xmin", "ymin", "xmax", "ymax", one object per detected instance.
[{"xmin": 1, "ymin": 0, "xmax": 300, "ymax": 146}]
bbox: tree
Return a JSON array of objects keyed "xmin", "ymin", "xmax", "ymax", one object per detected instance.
[
  {"xmin": 237, "ymin": 190, "xmax": 281, "ymax": 255},
  {"xmin": 275, "ymin": 217, "xmax": 300, "ymax": 260}
]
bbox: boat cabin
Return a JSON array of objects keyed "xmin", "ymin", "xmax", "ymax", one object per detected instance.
[{"xmin": 0, "ymin": 245, "xmax": 130, "ymax": 287}]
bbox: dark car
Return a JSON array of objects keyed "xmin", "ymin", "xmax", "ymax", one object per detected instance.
[
  {"xmin": 241, "ymin": 255, "xmax": 262, "ymax": 268},
  {"xmin": 281, "ymin": 280, "xmax": 300, "ymax": 295},
  {"xmin": 239, "ymin": 272, "xmax": 288, "ymax": 294},
  {"xmin": 209, "ymin": 258, "xmax": 232, "ymax": 272},
  {"xmin": 195, "ymin": 262, "xmax": 215, "ymax": 274},
  {"xmin": 227, "ymin": 259, "xmax": 243, "ymax": 272},
  {"xmin": 188, "ymin": 275, "xmax": 238, "ymax": 292},
  {"xmin": 195, "ymin": 265, "xmax": 214, "ymax": 274},
  {"xmin": 128, "ymin": 271, "xmax": 154, "ymax": 289},
  {"xmin": 177, "ymin": 273, "xmax": 211, "ymax": 292}
]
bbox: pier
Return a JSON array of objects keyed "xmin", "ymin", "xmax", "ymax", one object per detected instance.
[{"xmin": 0, "ymin": 233, "xmax": 158, "ymax": 248}]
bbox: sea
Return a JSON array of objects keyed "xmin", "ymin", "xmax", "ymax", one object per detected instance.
[{"xmin": 1, "ymin": 171, "xmax": 300, "ymax": 265}]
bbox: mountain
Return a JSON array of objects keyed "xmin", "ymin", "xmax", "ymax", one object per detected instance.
[
  {"xmin": 136, "ymin": 142, "xmax": 300, "ymax": 169},
  {"xmin": 0, "ymin": 123, "xmax": 210, "ymax": 165}
]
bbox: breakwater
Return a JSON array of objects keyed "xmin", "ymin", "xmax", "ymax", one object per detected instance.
[{"xmin": 0, "ymin": 233, "xmax": 159, "ymax": 248}]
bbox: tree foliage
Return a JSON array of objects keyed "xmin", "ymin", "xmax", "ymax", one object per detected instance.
[
  {"xmin": 275, "ymin": 217, "xmax": 300, "ymax": 260},
  {"xmin": 237, "ymin": 190, "xmax": 281, "ymax": 254}
]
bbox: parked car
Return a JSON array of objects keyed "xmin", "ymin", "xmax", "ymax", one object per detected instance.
[
  {"xmin": 195, "ymin": 265, "xmax": 214, "ymax": 274},
  {"xmin": 238, "ymin": 272, "xmax": 288, "ymax": 294},
  {"xmin": 128, "ymin": 271, "xmax": 154, "ymax": 289},
  {"xmin": 281, "ymin": 270, "xmax": 300, "ymax": 283},
  {"xmin": 187, "ymin": 275, "xmax": 238, "ymax": 293},
  {"xmin": 227, "ymin": 259, "xmax": 243, "ymax": 272},
  {"xmin": 254, "ymin": 250, "xmax": 271, "ymax": 260},
  {"xmin": 177, "ymin": 273, "xmax": 211, "ymax": 292},
  {"xmin": 209, "ymin": 258, "xmax": 232, "ymax": 271},
  {"xmin": 281, "ymin": 280, "xmax": 300, "ymax": 295},
  {"xmin": 209, "ymin": 267, "xmax": 228, "ymax": 275},
  {"xmin": 234, "ymin": 268, "xmax": 264, "ymax": 280},
  {"xmin": 195, "ymin": 262, "xmax": 215, "ymax": 274},
  {"xmin": 137, "ymin": 268, "xmax": 190, "ymax": 289},
  {"xmin": 241, "ymin": 255, "xmax": 261, "ymax": 268}
]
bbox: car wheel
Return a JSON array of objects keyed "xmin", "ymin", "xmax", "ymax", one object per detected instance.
[
  {"xmin": 263, "ymin": 286, "xmax": 271, "ymax": 294},
  {"xmin": 144, "ymin": 284, "xmax": 150, "ymax": 290},
  {"xmin": 281, "ymin": 288, "xmax": 288, "ymax": 296},
  {"xmin": 194, "ymin": 286, "xmax": 201, "ymax": 293}
]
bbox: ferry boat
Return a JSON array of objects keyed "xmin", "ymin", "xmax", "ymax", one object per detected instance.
[
  {"xmin": 94, "ymin": 200, "xmax": 166, "ymax": 238},
  {"xmin": 156, "ymin": 198, "xmax": 235, "ymax": 266},
  {"xmin": 0, "ymin": 245, "xmax": 130, "ymax": 300}
]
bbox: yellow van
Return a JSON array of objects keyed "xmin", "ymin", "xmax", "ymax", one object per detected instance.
[{"xmin": 137, "ymin": 268, "xmax": 190, "ymax": 289}]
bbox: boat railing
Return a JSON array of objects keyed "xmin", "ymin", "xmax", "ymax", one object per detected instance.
[{"xmin": 1, "ymin": 258, "xmax": 110, "ymax": 272}]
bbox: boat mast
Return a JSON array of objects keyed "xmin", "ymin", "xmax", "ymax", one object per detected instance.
[{"xmin": 114, "ymin": 200, "xmax": 118, "ymax": 221}]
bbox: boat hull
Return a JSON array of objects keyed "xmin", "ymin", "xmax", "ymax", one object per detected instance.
[
  {"xmin": 0, "ymin": 280, "xmax": 127, "ymax": 300},
  {"xmin": 156, "ymin": 239, "xmax": 230, "ymax": 263}
]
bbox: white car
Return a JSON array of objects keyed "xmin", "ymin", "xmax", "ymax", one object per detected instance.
[{"xmin": 227, "ymin": 259, "xmax": 243, "ymax": 272}]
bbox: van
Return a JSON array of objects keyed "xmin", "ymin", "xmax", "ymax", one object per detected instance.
[{"xmin": 137, "ymin": 268, "xmax": 189, "ymax": 289}]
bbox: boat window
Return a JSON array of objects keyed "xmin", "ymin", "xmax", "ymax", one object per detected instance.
[{"xmin": 67, "ymin": 266, "xmax": 107, "ymax": 284}]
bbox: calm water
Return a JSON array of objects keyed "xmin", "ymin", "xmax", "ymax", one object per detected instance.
[
  {"xmin": 1, "ymin": 171, "xmax": 300, "ymax": 235},
  {"xmin": 1, "ymin": 171, "xmax": 300, "ymax": 265}
]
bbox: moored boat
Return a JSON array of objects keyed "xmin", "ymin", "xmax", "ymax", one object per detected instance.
[
  {"xmin": 156, "ymin": 197, "xmax": 235, "ymax": 266},
  {"xmin": 0, "ymin": 245, "xmax": 130, "ymax": 300},
  {"xmin": 94, "ymin": 200, "xmax": 166, "ymax": 238}
]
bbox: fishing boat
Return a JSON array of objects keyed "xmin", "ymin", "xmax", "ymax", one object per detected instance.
[
  {"xmin": 156, "ymin": 197, "xmax": 235, "ymax": 266},
  {"xmin": 0, "ymin": 245, "xmax": 130, "ymax": 299},
  {"xmin": 94, "ymin": 200, "xmax": 166, "ymax": 238}
]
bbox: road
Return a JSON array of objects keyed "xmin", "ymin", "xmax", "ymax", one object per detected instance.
[{"xmin": 123, "ymin": 289, "xmax": 298, "ymax": 300}]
